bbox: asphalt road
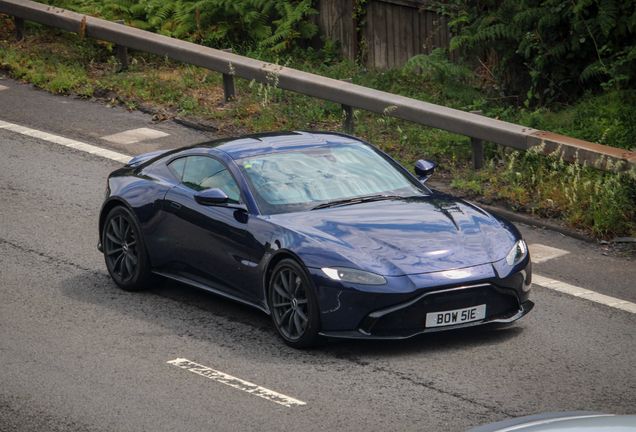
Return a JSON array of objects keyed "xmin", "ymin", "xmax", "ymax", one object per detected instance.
[{"xmin": 1, "ymin": 76, "xmax": 635, "ymax": 432}]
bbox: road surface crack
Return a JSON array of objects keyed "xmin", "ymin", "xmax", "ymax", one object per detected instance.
[
  {"xmin": 340, "ymin": 355, "xmax": 517, "ymax": 417},
  {"xmin": 0, "ymin": 238, "xmax": 107, "ymax": 278}
]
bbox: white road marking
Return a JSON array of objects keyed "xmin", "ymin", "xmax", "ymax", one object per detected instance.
[
  {"xmin": 528, "ymin": 244, "xmax": 569, "ymax": 263},
  {"xmin": 102, "ymin": 127, "xmax": 169, "ymax": 144},
  {"xmin": 168, "ymin": 358, "xmax": 307, "ymax": 408},
  {"xmin": 0, "ymin": 85, "xmax": 9, "ymax": 91},
  {"xmin": 0, "ymin": 120, "xmax": 131, "ymax": 163},
  {"xmin": 529, "ymin": 243, "xmax": 636, "ymax": 313},
  {"xmin": 533, "ymin": 275, "xmax": 636, "ymax": 314}
]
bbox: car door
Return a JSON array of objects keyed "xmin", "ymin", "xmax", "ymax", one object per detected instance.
[{"xmin": 162, "ymin": 155, "xmax": 255, "ymax": 301}]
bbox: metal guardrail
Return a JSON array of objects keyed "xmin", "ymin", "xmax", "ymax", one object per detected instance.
[{"xmin": 2, "ymin": 0, "xmax": 635, "ymax": 173}]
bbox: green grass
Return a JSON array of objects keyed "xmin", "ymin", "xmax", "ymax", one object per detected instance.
[
  {"xmin": 1, "ymin": 20, "xmax": 634, "ymax": 238},
  {"xmin": 452, "ymin": 150, "xmax": 636, "ymax": 237}
]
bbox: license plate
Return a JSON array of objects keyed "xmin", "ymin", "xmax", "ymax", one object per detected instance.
[{"xmin": 425, "ymin": 304, "xmax": 486, "ymax": 328}]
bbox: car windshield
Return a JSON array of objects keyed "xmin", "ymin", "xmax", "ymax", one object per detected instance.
[{"xmin": 236, "ymin": 142, "xmax": 427, "ymax": 215}]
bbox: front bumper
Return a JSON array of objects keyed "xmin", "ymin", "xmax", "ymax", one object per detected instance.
[
  {"xmin": 320, "ymin": 292, "xmax": 534, "ymax": 340},
  {"xmin": 310, "ymin": 258, "xmax": 533, "ymax": 339}
]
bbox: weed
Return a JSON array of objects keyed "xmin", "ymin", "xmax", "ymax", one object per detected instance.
[{"xmin": 454, "ymin": 146, "xmax": 636, "ymax": 237}]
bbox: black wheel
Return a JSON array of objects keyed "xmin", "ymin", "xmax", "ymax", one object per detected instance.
[
  {"xmin": 269, "ymin": 259, "xmax": 322, "ymax": 349},
  {"xmin": 102, "ymin": 206, "xmax": 152, "ymax": 291}
]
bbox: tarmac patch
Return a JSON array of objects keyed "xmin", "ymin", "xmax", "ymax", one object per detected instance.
[
  {"xmin": 102, "ymin": 127, "xmax": 169, "ymax": 145},
  {"xmin": 529, "ymin": 244, "xmax": 570, "ymax": 263}
]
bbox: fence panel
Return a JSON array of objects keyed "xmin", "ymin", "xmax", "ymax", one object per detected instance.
[{"xmin": 317, "ymin": 0, "xmax": 456, "ymax": 69}]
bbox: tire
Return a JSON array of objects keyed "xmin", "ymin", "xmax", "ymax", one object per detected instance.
[
  {"xmin": 102, "ymin": 206, "xmax": 153, "ymax": 291},
  {"xmin": 268, "ymin": 259, "xmax": 322, "ymax": 349}
]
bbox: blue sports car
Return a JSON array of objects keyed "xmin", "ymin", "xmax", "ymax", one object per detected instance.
[{"xmin": 98, "ymin": 131, "xmax": 533, "ymax": 348}]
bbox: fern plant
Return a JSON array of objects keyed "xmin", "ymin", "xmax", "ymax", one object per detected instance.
[
  {"xmin": 259, "ymin": 0, "xmax": 317, "ymax": 52},
  {"xmin": 403, "ymin": 48, "xmax": 481, "ymax": 105},
  {"xmin": 449, "ymin": 0, "xmax": 636, "ymax": 106},
  {"xmin": 102, "ymin": 0, "xmax": 317, "ymax": 53}
]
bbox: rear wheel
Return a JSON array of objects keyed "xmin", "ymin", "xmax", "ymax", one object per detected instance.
[
  {"xmin": 269, "ymin": 259, "xmax": 321, "ymax": 349},
  {"xmin": 102, "ymin": 206, "xmax": 152, "ymax": 291}
]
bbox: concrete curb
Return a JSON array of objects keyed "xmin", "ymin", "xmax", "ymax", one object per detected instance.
[{"xmin": 479, "ymin": 204, "xmax": 596, "ymax": 243}]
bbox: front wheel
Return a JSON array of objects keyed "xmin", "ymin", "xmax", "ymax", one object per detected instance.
[
  {"xmin": 102, "ymin": 206, "xmax": 153, "ymax": 291},
  {"xmin": 269, "ymin": 259, "xmax": 322, "ymax": 349}
]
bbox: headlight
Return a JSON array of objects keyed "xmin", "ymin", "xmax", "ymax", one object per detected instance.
[
  {"xmin": 321, "ymin": 267, "xmax": 387, "ymax": 285},
  {"xmin": 506, "ymin": 240, "xmax": 528, "ymax": 266}
]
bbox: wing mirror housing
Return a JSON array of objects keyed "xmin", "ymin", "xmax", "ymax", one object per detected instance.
[
  {"xmin": 194, "ymin": 188, "xmax": 248, "ymax": 212},
  {"xmin": 414, "ymin": 159, "xmax": 437, "ymax": 183},
  {"xmin": 194, "ymin": 188, "xmax": 229, "ymax": 206}
]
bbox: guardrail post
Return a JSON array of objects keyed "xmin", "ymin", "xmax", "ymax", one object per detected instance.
[
  {"xmin": 470, "ymin": 110, "xmax": 484, "ymax": 170},
  {"xmin": 221, "ymin": 48, "xmax": 236, "ymax": 102},
  {"xmin": 15, "ymin": 16, "xmax": 25, "ymax": 41},
  {"xmin": 114, "ymin": 20, "xmax": 128, "ymax": 71},
  {"xmin": 340, "ymin": 78, "xmax": 354, "ymax": 134}
]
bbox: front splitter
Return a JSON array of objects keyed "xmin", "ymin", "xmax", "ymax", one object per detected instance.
[{"xmin": 319, "ymin": 300, "xmax": 534, "ymax": 340}]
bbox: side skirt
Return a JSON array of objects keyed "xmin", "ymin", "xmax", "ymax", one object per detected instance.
[{"xmin": 152, "ymin": 270, "xmax": 270, "ymax": 315}]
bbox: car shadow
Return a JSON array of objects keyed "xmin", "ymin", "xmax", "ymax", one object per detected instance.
[
  {"xmin": 61, "ymin": 271, "xmax": 528, "ymax": 361},
  {"xmin": 322, "ymin": 324, "xmax": 526, "ymax": 358},
  {"xmin": 60, "ymin": 271, "xmax": 275, "ymax": 338}
]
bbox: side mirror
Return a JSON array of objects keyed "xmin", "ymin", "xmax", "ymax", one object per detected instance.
[
  {"xmin": 414, "ymin": 159, "xmax": 437, "ymax": 182},
  {"xmin": 194, "ymin": 188, "xmax": 229, "ymax": 206}
]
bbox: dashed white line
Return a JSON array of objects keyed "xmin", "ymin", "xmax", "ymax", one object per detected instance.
[
  {"xmin": 533, "ymin": 275, "xmax": 636, "ymax": 314},
  {"xmin": 168, "ymin": 358, "xmax": 307, "ymax": 408},
  {"xmin": 102, "ymin": 127, "xmax": 169, "ymax": 144},
  {"xmin": 0, "ymin": 120, "xmax": 131, "ymax": 163}
]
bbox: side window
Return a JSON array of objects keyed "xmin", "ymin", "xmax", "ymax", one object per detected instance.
[
  {"xmin": 180, "ymin": 156, "xmax": 241, "ymax": 204},
  {"xmin": 169, "ymin": 157, "xmax": 186, "ymax": 179}
]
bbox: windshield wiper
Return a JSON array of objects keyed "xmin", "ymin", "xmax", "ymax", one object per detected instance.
[{"xmin": 310, "ymin": 195, "xmax": 401, "ymax": 211}]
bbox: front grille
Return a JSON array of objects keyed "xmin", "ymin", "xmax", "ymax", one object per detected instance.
[{"xmin": 366, "ymin": 284, "xmax": 519, "ymax": 336}]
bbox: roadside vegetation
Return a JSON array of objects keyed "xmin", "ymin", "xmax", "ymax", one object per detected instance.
[{"xmin": 1, "ymin": 0, "xmax": 635, "ymax": 239}]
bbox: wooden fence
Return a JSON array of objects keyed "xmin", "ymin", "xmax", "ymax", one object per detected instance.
[{"xmin": 314, "ymin": 0, "xmax": 459, "ymax": 69}]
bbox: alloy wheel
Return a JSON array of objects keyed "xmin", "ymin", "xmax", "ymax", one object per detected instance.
[
  {"xmin": 271, "ymin": 267, "xmax": 310, "ymax": 341},
  {"xmin": 104, "ymin": 213, "xmax": 139, "ymax": 284}
]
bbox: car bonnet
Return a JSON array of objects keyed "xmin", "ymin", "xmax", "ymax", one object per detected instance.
[{"xmin": 266, "ymin": 195, "xmax": 518, "ymax": 277}]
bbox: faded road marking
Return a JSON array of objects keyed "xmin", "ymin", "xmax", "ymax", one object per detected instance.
[
  {"xmin": 528, "ymin": 244, "xmax": 570, "ymax": 263},
  {"xmin": 0, "ymin": 120, "xmax": 130, "ymax": 163},
  {"xmin": 102, "ymin": 127, "xmax": 169, "ymax": 144},
  {"xmin": 167, "ymin": 358, "xmax": 307, "ymax": 408},
  {"xmin": 0, "ymin": 85, "xmax": 9, "ymax": 91},
  {"xmin": 533, "ymin": 275, "xmax": 636, "ymax": 314}
]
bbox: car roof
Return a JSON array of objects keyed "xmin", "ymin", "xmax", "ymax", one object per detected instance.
[{"xmin": 195, "ymin": 131, "xmax": 364, "ymax": 159}]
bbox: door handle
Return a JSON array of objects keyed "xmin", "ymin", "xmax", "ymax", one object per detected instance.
[{"xmin": 170, "ymin": 202, "xmax": 181, "ymax": 210}]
